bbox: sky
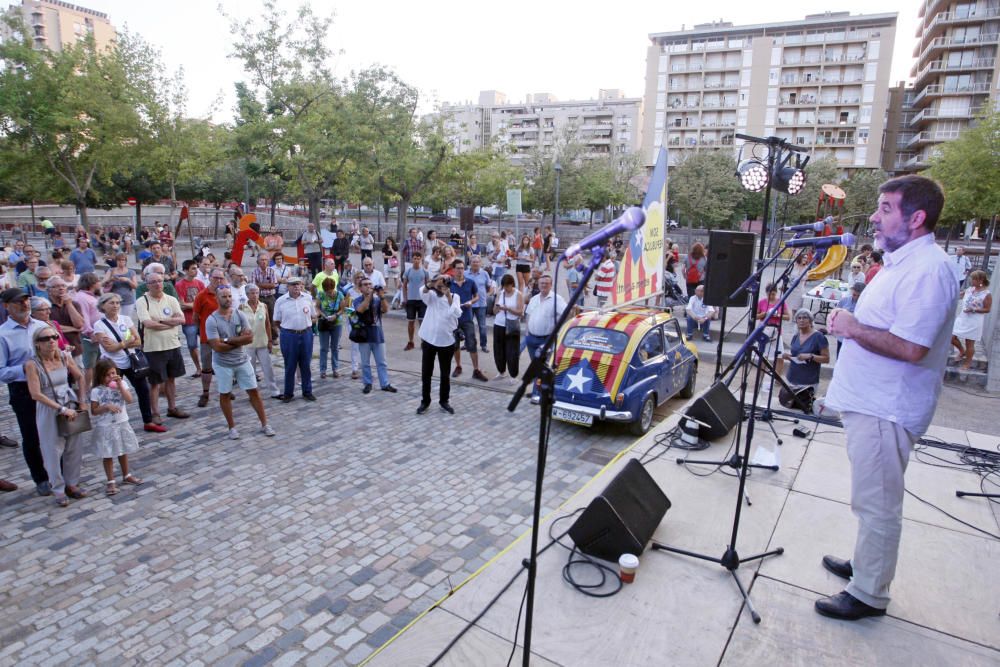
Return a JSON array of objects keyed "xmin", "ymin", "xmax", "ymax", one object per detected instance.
[{"xmin": 83, "ymin": 0, "xmax": 923, "ymax": 122}]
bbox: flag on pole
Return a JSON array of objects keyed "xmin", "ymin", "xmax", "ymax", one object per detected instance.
[{"xmin": 611, "ymin": 146, "xmax": 668, "ymax": 307}]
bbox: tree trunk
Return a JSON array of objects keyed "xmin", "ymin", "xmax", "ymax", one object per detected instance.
[
  {"xmin": 270, "ymin": 188, "xmax": 278, "ymax": 229},
  {"xmin": 396, "ymin": 197, "xmax": 411, "ymax": 242},
  {"xmin": 589, "ymin": 210, "xmax": 594, "ymax": 229},
  {"xmin": 134, "ymin": 201, "xmax": 142, "ymax": 237},
  {"xmin": 213, "ymin": 205, "xmax": 221, "ymax": 238},
  {"xmin": 308, "ymin": 196, "xmax": 321, "ymax": 226},
  {"xmin": 79, "ymin": 199, "xmax": 89, "ymax": 234}
]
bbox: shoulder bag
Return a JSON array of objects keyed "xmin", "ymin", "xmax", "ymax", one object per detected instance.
[
  {"xmin": 35, "ymin": 356, "xmax": 92, "ymax": 437},
  {"xmin": 101, "ymin": 317, "xmax": 151, "ymax": 379}
]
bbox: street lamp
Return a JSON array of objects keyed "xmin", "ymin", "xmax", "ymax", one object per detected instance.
[{"xmin": 553, "ymin": 162, "xmax": 562, "ymax": 235}]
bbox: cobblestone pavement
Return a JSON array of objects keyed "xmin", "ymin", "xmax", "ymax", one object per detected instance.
[{"xmin": 0, "ymin": 314, "xmax": 698, "ymax": 666}]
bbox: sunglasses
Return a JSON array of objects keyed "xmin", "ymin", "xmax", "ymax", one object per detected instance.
[{"xmin": 36, "ymin": 335, "xmax": 59, "ymax": 342}]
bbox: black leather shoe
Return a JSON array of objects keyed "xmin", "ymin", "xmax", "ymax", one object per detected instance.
[
  {"xmin": 280, "ymin": 395, "xmax": 293, "ymax": 403},
  {"xmin": 362, "ymin": 384, "xmax": 372, "ymax": 394},
  {"xmin": 416, "ymin": 403, "xmax": 430, "ymax": 415},
  {"xmin": 815, "ymin": 591, "xmax": 886, "ymax": 621},
  {"xmin": 822, "ymin": 555, "xmax": 853, "ymax": 580},
  {"xmin": 302, "ymin": 393, "xmax": 317, "ymax": 402},
  {"xmin": 439, "ymin": 402, "xmax": 454, "ymax": 415},
  {"xmin": 381, "ymin": 385, "xmax": 397, "ymax": 393}
]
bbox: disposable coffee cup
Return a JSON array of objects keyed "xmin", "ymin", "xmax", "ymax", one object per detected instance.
[{"xmin": 619, "ymin": 553, "xmax": 639, "ymax": 584}]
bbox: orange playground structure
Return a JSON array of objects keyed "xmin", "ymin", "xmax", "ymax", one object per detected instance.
[{"xmin": 228, "ymin": 214, "xmax": 301, "ymax": 266}]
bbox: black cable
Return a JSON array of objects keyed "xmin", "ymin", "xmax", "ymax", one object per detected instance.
[
  {"xmin": 904, "ymin": 488, "xmax": 1000, "ymax": 541},
  {"xmin": 546, "ymin": 509, "xmax": 623, "ymax": 599},
  {"xmin": 505, "ymin": 583, "xmax": 529, "ymax": 667}
]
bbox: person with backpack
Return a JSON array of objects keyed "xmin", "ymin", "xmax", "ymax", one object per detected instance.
[{"xmin": 684, "ymin": 242, "xmax": 707, "ymax": 297}]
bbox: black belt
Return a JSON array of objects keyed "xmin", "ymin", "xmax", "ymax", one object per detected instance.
[{"xmin": 281, "ymin": 327, "xmax": 311, "ymax": 334}]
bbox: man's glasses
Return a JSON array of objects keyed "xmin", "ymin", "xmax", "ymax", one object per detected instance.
[{"xmin": 36, "ymin": 335, "xmax": 59, "ymax": 342}]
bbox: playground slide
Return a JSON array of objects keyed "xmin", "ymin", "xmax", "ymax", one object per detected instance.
[
  {"xmin": 229, "ymin": 214, "xmax": 301, "ymax": 266},
  {"xmin": 806, "ymin": 245, "xmax": 848, "ymax": 281}
]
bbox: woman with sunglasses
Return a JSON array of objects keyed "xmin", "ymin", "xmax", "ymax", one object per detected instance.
[
  {"xmin": 91, "ymin": 293, "xmax": 165, "ymax": 433},
  {"xmin": 847, "ymin": 261, "xmax": 866, "ymax": 287},
  {"xmin": 25, "ymin": 326, "xmax": 87, "ymax": 507}
]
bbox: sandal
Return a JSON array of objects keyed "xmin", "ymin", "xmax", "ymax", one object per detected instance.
[
  {"xmin": 151, "ymin": 414, "xmax": 164, "ymax": 426},
  {"xmin": 105, "ymin": 480, "xmax": 118, "ymax": 496},
  {"xmin": 65, "ymin": 486, "xmax": 88, "ymax": 499},
  {"xmin": 55, "ymin": 495, "xmax": 69, "ymax": 507},
  {"xmin": 191, "ymin": 371, "xmax": 202, "ymax": 379},
  {"xmin": 122, "ymin": 474, "xmax": 143, "ymax": 486}
]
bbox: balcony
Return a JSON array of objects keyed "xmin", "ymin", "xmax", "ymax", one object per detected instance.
[
  {"xmin": 919, "ymin": 7, "xmax": 1000, "ymax": 43},
  {"xmin": 703, "ymin": 80, "xmax": 739, "ymax": 89},
  {"xmin": 906, "ymin": 129, "xmax": 962, "ymax": 149},
  {"xmin": 913, "ymin": 57, "xmax": 996, "ymax": 88},
  {"xmin": 670, "ymin": 62, "xmax": 703, "ymax": 72},
  {"xmin": 909, "ymin": 106, "xmax": 981, "ymax": 128},
  {"xmin": 911, "ymin": 81, "xmax": 993, "ymax": 108},
  {"xmin": 702, "ymin": 61, "xmax": 740, "ymax": 73},
  {"xmin": 915, "ymin": 33, "xmax": 1000, "ymax": 62}
]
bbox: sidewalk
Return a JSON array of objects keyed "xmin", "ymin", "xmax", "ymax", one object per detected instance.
[{"xmin": 367, "ymin": 407, "xmax": 1000, "ymax": 666}]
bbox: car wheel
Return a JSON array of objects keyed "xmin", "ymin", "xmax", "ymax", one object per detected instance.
[
  {"xmin": 630, "ymin": 395, "xmax": 656, "ymax": 436},
  {"xmin": 679, "ymin": 363, "xmax": 696, "ymax": 399}
]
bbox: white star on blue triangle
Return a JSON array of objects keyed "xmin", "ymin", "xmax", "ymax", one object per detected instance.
[{"xmin": 561, "ymin": 359, "xmax": 596, "ymax": 393}]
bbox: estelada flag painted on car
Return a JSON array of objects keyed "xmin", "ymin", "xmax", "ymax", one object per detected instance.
[
  {"xmin": 554, "ymin": 310, "xmax": 648, "ymax": 399},
  {"xmin": 612, "ymin": 146, "xmax": 668, "ymax": 308}
]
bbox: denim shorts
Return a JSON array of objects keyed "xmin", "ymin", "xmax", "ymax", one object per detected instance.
[{"xmin": 182, "ymin": 324, "xmax": 200, "ymax": 350}]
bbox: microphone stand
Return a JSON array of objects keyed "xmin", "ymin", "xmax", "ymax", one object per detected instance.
[{"xmin": 507, "ymin": 246, "xmax": 605, "ymax": 667}]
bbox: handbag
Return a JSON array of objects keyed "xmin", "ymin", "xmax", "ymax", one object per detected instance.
[
  {"xmin": 36, "ymin": 358, "xmax": 92, "ymax": 437},
  {"xmin": 389, "ymin": 256, "xmax": 399, "ymax": 268},
  {"xmin": 101, "ymin": 317, "xmax": 151, "ymax": 379}
]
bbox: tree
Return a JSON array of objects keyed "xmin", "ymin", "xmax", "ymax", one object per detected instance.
[
  {"xmin": 779, "ymin": 154, "xmax": 840, "ymax": 224},
  {"xmin": 928, "ymin": 108, "xmax": 1000, "ymax": 227},
  {"xmin": 357, "ymin": 67, "xmax": 449, "ymax": 240},
  {"xmin": 226, "ymin": 1, "xmax": 358, "ymax": 225},
  {"xmin": 0, "ymin": 22, "xmax": 161, "ymax": 231},
  {"xmin": 669, "ymin": 150, "xmax": 744, "ymax": 228},
  {"xmin": 577, "ymin": 159, "xmax": 616, "ymax": 226},
  {"xmin": 840, "ymin": 168, "xmax": 887, "ymax": 226}
]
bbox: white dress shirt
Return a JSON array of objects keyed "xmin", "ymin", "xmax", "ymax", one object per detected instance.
[
  {"xmin": 362, "ymin": 269, "xmax": 386, "ymax": 289},
  {"xmin": 687, "ymin": 294, "xmax": 716, "ymax": 320},
  {"xmin": 418, "ymin": 286, "xmax": 462, "ymax": 347},
  {"xmin": 525, "ymin": 290, "xmax": 568, "ymax": 337},
  {"xmin": 273, "ymin": 292, "xmax": 316, "ymax": 331},
  {"xmin": 825, "ymin": 233, "xmax": 957, "ymax": 435}
]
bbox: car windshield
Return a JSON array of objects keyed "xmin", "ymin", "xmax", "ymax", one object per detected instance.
[{"xmin": 562, "ymin": 327, "xmax": 629, "ymax": 354}]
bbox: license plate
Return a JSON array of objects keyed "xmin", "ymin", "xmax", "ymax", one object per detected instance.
[{"xmin": 553, "ymin": 407, "xmax": 594, "ymax": 426}]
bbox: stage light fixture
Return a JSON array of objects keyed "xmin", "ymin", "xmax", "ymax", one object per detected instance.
[
  {"xmin": 737, "ymin": 160, "xmax": 768, "ymax": 192},
  {"xmin": 772, "ymin": 152, "xmax": 809, "ymax": 196}
]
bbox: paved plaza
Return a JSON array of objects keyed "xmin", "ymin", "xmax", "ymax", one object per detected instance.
[{"xmin": 0, "ymin": 311, "xmax": 703, "ymax": 666}]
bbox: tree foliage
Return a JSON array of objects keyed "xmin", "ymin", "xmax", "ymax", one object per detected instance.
[
  {"xmin": 928, "ymin": 107, "xmax": 1000, "ymax": 225},
  {"xmin": 669, "ymin": 150, "xmax": 744, "ymax": 228},
  {"xmin": 0, "ymin": 19, "xmax": 162, "ymax": 230}
]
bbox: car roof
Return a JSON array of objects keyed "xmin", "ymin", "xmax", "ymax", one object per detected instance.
[{"xmin": 563, "ymin": 306, "xmax": 675, "ymax": 339}]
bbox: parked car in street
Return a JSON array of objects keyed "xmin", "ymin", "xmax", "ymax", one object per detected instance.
[
  {"xmin": 541, "ymin": 307, "xmax": 698, "ymax": 435},
  {"xmin": 473, "ymin": 214, "xmax": 490, "ymax": 224},
  {"xmin": 429, "ymin": 213, "xmax": 452, "ymax": 222}
]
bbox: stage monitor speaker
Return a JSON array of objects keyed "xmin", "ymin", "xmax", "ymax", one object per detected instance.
[
  {"xmin": 703, "ymin": 230, "xmax": 755, "ymax": 307},
  {"xmin": 459, "ymin": 206, "xmax": 475, "ymax": 232},
  {"xmin": 684, "ymin": 381, "xmax": 741, "ymax": 440},
  {"xmin": 568, "ymin": 459, "xmax": 670, "ymax": 562}
]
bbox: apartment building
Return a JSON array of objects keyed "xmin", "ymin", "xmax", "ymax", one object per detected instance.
[
  {"xmin": 883, "ymin": 0, "xmax": 1000, "ymax": 174},
  {"xmin": 641, "ymin": 12, "xmax": 897, "ymax": 173},
  {"xmin": 439, "ymin": 89, "xmax": 643, "ymax": 166},
  {"xmin": 4, "ymin": 0, "xmax": 115, "ymax": 52}
]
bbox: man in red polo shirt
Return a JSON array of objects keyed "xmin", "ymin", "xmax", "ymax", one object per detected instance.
[{"xmin": 192, "ymin": 267, "xmax": 227, "ymax": 407}]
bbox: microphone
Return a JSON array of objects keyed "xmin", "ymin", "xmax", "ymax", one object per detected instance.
[
  {"xmin": 780, "ymin": 220, "xmax": 827, "ymax": 233},
  {"xmin": 563, "ymin": 206, "xmax": 645, "ymax": 260},
  {"xmin": 784, "ymin": 233, "xmax": 856, "ymax": 249}
]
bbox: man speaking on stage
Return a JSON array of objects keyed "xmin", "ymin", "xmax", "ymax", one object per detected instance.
[{"xmin": 819, "ymin": 175, "xmax": 957, "ymax": 621}]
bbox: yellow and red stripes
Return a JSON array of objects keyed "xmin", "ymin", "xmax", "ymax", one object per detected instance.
[{"xmin": 555, "ymin": 313, "xmax": 651, "ymax": 400}]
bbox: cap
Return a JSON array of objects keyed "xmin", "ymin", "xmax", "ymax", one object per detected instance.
[
  {"xmin": 0, "ymin": 287, "xmax": 29, "ymax": 303},
  {"xmin": 287, "ymin": 276, "xmax": 304, "ymax": 285}
]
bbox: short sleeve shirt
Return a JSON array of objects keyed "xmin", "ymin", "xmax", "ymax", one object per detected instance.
[
  {"xmin": 449, "ymin": 278, "xmax": 478, "ymax": 323},
  {"xmin": 175, "ymin": 278, "xmax": 205, "ymax": 325},
  {"xmin": 787, "ymin": 330, "xmax": 828, "ymax": 386},
  {"xmin": 136, "ymin": 293, "xmax": 182, "ymax": 352},
  {"xmin": 403, "ymin": 267, "xmax": 427, "ymax": 301},
  {"xmin": 90, "ymin": 380, "xmax": 132, "ymax": 427},
  {"xmin": 93, "ymin": 315, "xmax": 136, "ymax": 368},
  {"xmin": 192, "ymin": 290, "xmax": 219, "ymax": 343},
  {"xmin": 205, "ymin": 310, "xmax": 250, "ymax": 367},
  {"xmin": 352, "ymin": 295, "xmax": 385, "ymax": 344}
]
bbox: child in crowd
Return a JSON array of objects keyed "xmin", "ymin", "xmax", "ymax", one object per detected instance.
[{"xmin": 90, "ymin": 359, "xmax": 143, "ymax": 496}]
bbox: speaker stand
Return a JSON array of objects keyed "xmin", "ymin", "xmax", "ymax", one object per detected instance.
[{"xmin": 676, "ymin": 452, "xmax": 778, "ymax": 507}]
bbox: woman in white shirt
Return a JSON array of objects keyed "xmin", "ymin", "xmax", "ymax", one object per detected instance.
[
  {"xmin": 91, "ymin": 293, "xmax": 162, "ymax": 433},
  {"xmin": 492, "ymin": 274, "xmax": 524, "ymax": 381},
  {"xmin": 424, "ymin": 246, "xmax": 443, "ymax": 279},
  {"xmin": 847, "ymin": 261, "xmax": 866, "ymax": 287},
  {"xmin": 416, "ymin": 275, "xmax": 462, "ymax": 414}
]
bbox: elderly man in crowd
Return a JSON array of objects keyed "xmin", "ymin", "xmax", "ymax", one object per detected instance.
[
  {"xmin": 17, "ymin": 256, "xmax": 40, "ymax": 295},
  {"xmin": 273, "ymin": 276, "xmax": 317, "ymax": 402},
  {"xmin": 311, "ymin": 257, "xmax": 340, "ymax": 295},
  {"xmin": 360, "ymin": 256, "xmax": 386, "ymax": 290},
  {"xmin": 205, "ymin": 286, "xmax": 275, "ymax": 439},
  {"xmin": 524, "ymin": 274, "xmax": 568, "ymax": 360},
  {"xmin": 136, "ymin": 271, "xmax": 189, "ymax": 423},
  {"xmin": 686, "ymin": 284, "xmax": 717, "ymax": 342},
  {"xmin": 0, "ymin": 287, "xmax": 50, "ymax": 494},
  {"xmin": 136, "ymin": 263, "xmax": 180, "ymax": 301},
  {"xmin": 228, "ymin": 265, "xmax": 250, "ymax": 310},
  {"xmin": 250, "ymin": 252, "xmax": 278, "ymax": 315},
  {"xmin": 353, "ymin": 277, "xmax": 396, "ymax": 394}
]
